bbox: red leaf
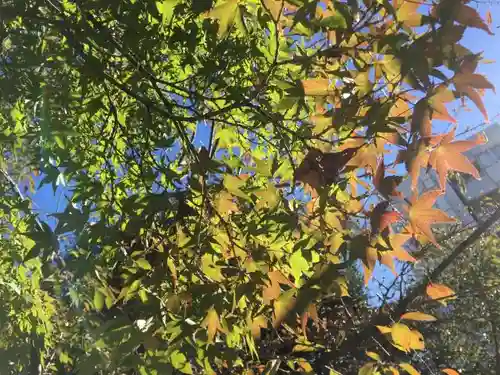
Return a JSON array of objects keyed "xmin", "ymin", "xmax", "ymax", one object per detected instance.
[
  {"xmin": 429, "ymin": 127, "xmax": 487, "ymax": 189},
  {"xmin": 370, "ymin": 201, "xmax": 402, "ymax": 233},
  {"xmin": 408, "ymin": 190, "xmax": 456, "ymax": 246}
]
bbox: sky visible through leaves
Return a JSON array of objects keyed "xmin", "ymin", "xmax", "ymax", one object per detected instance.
[{"xmin": 21, "ymin": 3, "xmax": 500, "ymax": 305}]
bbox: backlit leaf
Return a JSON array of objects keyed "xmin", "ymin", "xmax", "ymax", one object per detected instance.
[
  {"xmin": 399, "ymin": 363, "xmax": 420, "ymax": 375},
  {"xmin": 426, "ymin": 283, "xmax": 456, "ymax": 303},
  {"xmin": 205, "ymin": 0, "xmax": 240, "ymax": 38},
  {"xmin": 400, "ymin": 312, "xmax": 437, "ymax": 322},
  {"xmin": 408, "ymin": 190, "xmax": 456, "ymax": 246},
  {"xmin": 429, "ymin": 127, "xmax": 487, "ymax": 189}
]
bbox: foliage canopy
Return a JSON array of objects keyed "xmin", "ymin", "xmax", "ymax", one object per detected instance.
[{"xmin": 0, "ymin": 0, "xmax": 496, "ymax": 374}]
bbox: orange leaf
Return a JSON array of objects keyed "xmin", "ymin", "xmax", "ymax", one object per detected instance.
[
  {"xmin": 401, "ymin": 312, "xmax": 437, "ymax": 321},
  {"xmin": 429, "ymin": 86, "xmax": 457, "ymax": 124},
  {"xmin": 408, "ymin": 190, "xmax": 456, "ymax": 246},
  {"xmin": 463, "ymin": 86, "xmax": 489, "ymax": 121},
  {"xmin": 251, "ymin": 315, "xmax": 268, "ymax": 339},
  {"xmin": 429, "ymin": 127, "xmax": 487, "ymax": 189},
  {"xmin": 401, "ymin": 142, "xmax": 430, "ymax": 191},
  {"xmin": 426, "ymin": 283, "xmax": 456, "ymax": 302},
  {"xmin": 456, "ymin": 4, "xmax": 494, "ymax": 35},
  {"xmin": 346, "ymin": 144, "xmax": 379, "ymax": 174},
  {"xmin": 263, "ymin": 271, "xmax": 294, "ymax": 304},
  {"xmin": 301, "ymin": 79, "xmax": 332, "ymax": 96},
  {"xmin": 486, "ymin": 9, "xmax": 492, "ymax": 26},
  {"xmin": 380, "ymin": 251, "xmax": 397, "ymax": 275},
  {"xmin": 389, "ymin": 233, "xmax": 417, "ymax": 262},
  {"xmin": 442, "ymin": 369, "xmax": 460, "ymax": 375}
]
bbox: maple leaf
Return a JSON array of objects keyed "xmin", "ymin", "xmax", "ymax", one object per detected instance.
[
  {"xmin": 429, "ymin": 127, "xmax": 487, "ymax": 189},
  {"xmin": 374, "ymin": 162, "xmax": 403, "ymax": 199},
  {"xmin": 429, "ymin": 86, "xmax": 456, "ymax": 124},
  {"xmin": 455, "ymin": 4, "xmax": 494, "ymax": 35},
  {"xmin": 408, "ymin": 190, "xmax": 456, "ymax": 246},
  {"xmin": 301, "ymin": 79, "xmax": 332, "ymax": 96},
  {"xmin": 202, "ymin": 307, "xmax": 224, "ymax": 343},
  {"xmin": 399, "ymin": 140, "xmax": 430, "ymax": 191},
  {"xmin": 294, "ymin": 148, "xmax": 358, "ymax": 190},
  {"xmin": 370, "ymin": 201, "xmax": 402, "ymax": 234},
  {"xmin": 388, "ymin": 233, "xmax": 417, "ymax": 262},
  {"xmin": 262, "ymin": 271, "xmax": 294, "ymax": 304},
  {"xmin": 411, "ymin": 99, "xmax": 432, "ymax": 139}
]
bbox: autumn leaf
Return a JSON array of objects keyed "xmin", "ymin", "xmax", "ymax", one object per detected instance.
[
  {"xmin": 251, "ymin": 315, "xmax": 268, "ymax": 339},
  {"xmin": 455, "ymin": 4, "xmax": 494, "ymax": 35},
  {"xmin": 301, "ymin": 79, "xmax": 332, "ymax": 96},
  {"xmin": 391, "ymin": 324, "xmax": 425, "ymax": 352},
  {"xmin": 426, "ymin": 283, "xmax": 456, "ymax": 303},
  {"xmin": 370, "ymin": 201, "xmax": 401, "ymax": 234},
  {"xmin": 389, "ymin": 233, "xmax": 417, "ymax": 262},
  {"xmin": 272, "ymin": 288, "xmax": 296, "ymax": 328},
  {"xmin": 202, "ymin": 307, "xmax": 223, "ymax": 343},
  {"xmin": 486, "ymin": 9, "xmax": 493, "ymax": 26},
  {"xmin": 442, "ymin": 369, "xmax": 460, "ymax": 375},
  {"xmin": 263, "ymin": 270, "xmax": 294, "ymax": 304},
  {"xmin": 400, "ymin": 312, "xmax": 437, "ymax": 322},
  {"xmin": 429, "ymin": 127, "xmax": 487, "ymax": 189},
  {"xmin": 374, "ymin": 162, "xmax": 403, "ymax": 199},
  {"xmin": 396, "ymin": 0, "xmax": 423, "ymax": 27},
  {"xmin": 391, "ymin": 323, "xmax": 413, "ymax": 350},
  {"xmin": 366, "ymin": 351, "xmax": 382, "ymax": 362},
  {"xmin": 358, "ymin": 362, "xmax": 378, "ymax": 375},
  {"xmin": 429, "ymin": 86, "xmax": 456, "ymax": 124},
  {"xmin": 454, "ymin": 72, "xmax": 495, "ymax": 92},
  {"xmin": 411, "ymin": 99, "xmax": 432, "ymax": 139},
  {"xmin": 408, "ymin": 190, "xmax": 456, "ymax": 246},
  {"xmin": 399, "ymin": 141, "xmax": 430, "ymax": 191},
  {"xmin": 346, "ymin": 144, "xmax": 379, "ymax": 174},
  {"xmin": 399, "ymin": 363, "xmax": 421, "ymax": 375},
  {"xmin": 294, "ymin": 148, "xmax": 358, "ymax": 190},
  {"xmin": 215, "ymin": 191, "xmax": 238, "ymax": 217}
]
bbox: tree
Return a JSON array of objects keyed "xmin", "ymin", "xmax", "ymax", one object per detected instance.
[{"xmin": 0, "ymin": 0, "xmax": 496, "ymax": 374}]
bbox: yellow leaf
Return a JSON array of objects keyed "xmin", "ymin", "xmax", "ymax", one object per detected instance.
[
  {"xmin": 399, "ymin": 363, "xmax": 420, "ymax": 375},
  {"xmin": 376, "ymin": 325, "xmax": 392, "ymax": 334},
  {"xmin": 202, "ymin": 307, "xmax": 222, "ymax": 343},
  {"xmin": 400, "ymin": 312, "xmax": 437, "ymax": 322},
  {"xmin": 366, "ymin": 351, "xmax": 381, "ymax": 362},
  {"xmin": 391, "ymin": 323, "xmax": 413, "ymax": 351},
  {"xmin": 359, "ymin": 362, "xmax": 378, "ymax": 375},
  {"xmin": 215, "ymin": 191, "xmax": 238, "ymax": 216},
  {"xmin": 251, "ymin": 315, "xmax": 268, "ymax": 339},
  {"xmin": 301, "ymin": 79, "xmax": 332, "ymax": 96}
]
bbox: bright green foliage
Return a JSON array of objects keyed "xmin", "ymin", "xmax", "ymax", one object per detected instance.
[{"xmin": 0, "ymin": 0, "xmax": 494, "ymax": 374}]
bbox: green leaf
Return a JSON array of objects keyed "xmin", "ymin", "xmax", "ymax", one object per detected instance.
[
  {"xmin": 156, "ymin": 0, "xmax": 181, "ymax": 24},
  {"xmin": 135, "ymin": 258, "xmax": 152, "ymax": 270},
  {"xmin": 205, "ymin": 0, "xmax": 240, "ymax": 38},
  {"xmin": 94, "ymin": 290, "xmax": 105, "ymax": 312},
  {"xmin": 170, "ymin": 350, "xmax": 193, "ymax": 374}
]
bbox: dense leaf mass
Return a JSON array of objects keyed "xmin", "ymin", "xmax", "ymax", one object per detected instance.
[{"xmin": 0, "ymin": 0, "xmax": 495, "ymax": 374}]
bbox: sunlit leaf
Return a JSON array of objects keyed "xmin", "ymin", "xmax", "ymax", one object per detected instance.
[{"xmin": 400, "ymin": 312, "xmax": 437, "ymax": 322}]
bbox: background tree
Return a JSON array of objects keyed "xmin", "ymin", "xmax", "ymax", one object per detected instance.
[{"xmin": 0, "ymin": 0, "xmax": 496, "ymax": 374}]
